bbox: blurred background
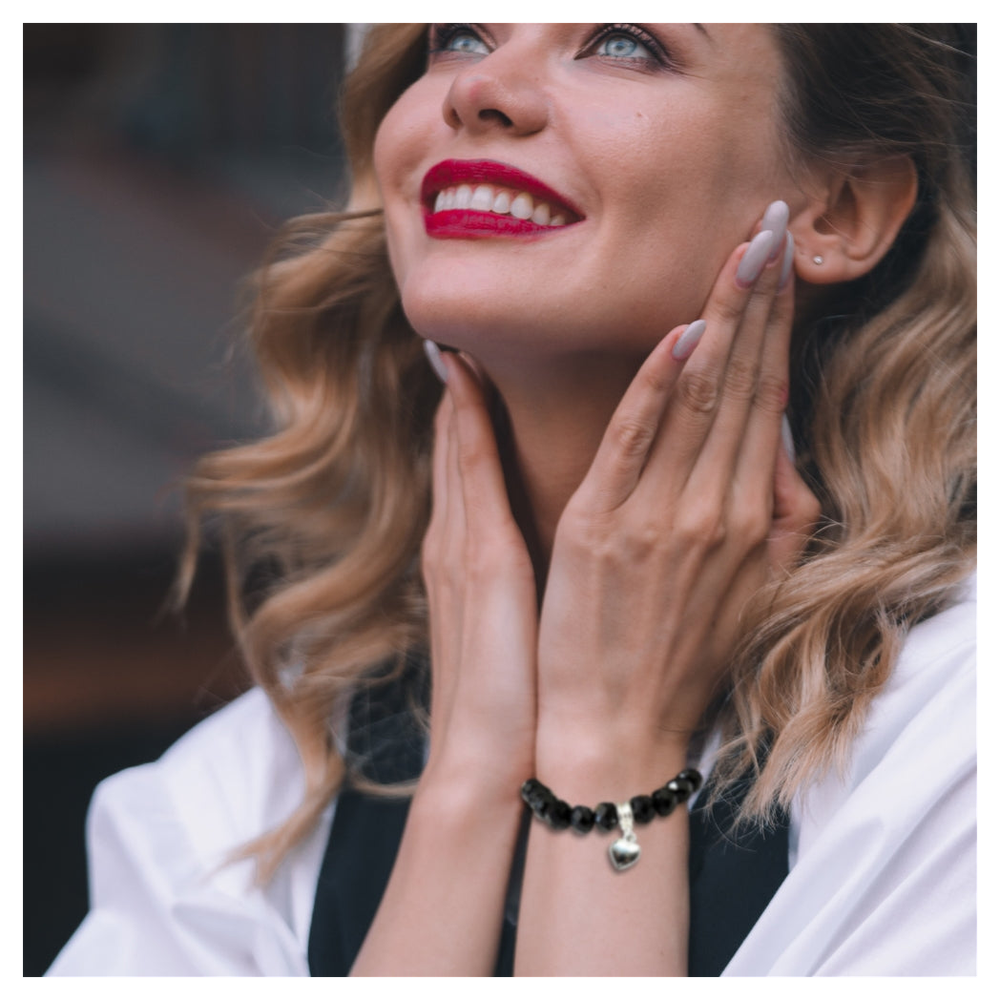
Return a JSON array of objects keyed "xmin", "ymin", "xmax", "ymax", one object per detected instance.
[{"xmin": 24, "ymin": 23, "xmax": 355, "ymax": 974}]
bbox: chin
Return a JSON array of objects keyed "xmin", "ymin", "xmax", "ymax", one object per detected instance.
[{"xmin": 398, "ymin": 272, "xmax": 555, "ymax": 354}]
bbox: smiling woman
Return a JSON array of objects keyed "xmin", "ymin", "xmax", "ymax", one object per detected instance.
[
  {"xmin": 48, "ymin": 23, "xmax": 976, "ymax": 976},
  {"xmin": 380, "ymin": 23, "xmax": 794, "ymax": 364}
]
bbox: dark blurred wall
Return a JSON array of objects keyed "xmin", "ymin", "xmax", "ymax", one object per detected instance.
[{"xmin": 23, "ymin": 23, "xmax": 351, "ymax": 975}]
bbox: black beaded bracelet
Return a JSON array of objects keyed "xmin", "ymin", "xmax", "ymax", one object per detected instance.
[{"xmin": 520, "ymin": 768, "xmax": 703, "ymax": 872}]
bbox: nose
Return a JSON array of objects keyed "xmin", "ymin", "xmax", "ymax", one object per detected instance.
[{"xmin": 442, "ymin": 45, "xmax": 549, "ymax": 137}]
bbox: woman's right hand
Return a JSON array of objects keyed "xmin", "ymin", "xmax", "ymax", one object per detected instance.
[
  {"xmin": 420, "ymin": 349, "xmax": 539, "ymax": 796},
  {"xmin": 353, "ymin": 350, "xmax": 538, "ymax": 975}
]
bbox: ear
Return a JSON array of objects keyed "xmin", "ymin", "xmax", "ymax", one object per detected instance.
[{"xmin": 789, "ymin": 155, "xmax": 918, "ymax": 285}]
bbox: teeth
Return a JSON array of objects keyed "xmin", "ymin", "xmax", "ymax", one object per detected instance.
[
  {"xmin": 510, "ymin": 193, "xmax": 533, "ymax": 220},
  {"xmin": 470, "ymin": 185, "xmax": 493, "ymax": 211},
  {"xmin": 431, "ymin": 185, "xmax": 572, "ymax": 227},
  {"xmin": 531, "ymin": 202, "xmax": 550, "ymax": 226}
]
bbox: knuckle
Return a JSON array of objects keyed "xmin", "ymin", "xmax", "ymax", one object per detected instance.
[
  {"xmin": 623, "ymin": 519, "xmax": 664, "ymax": 559},
  {"xmin": 677, "ymin": 369, "xmax": 720, "ymax": 414},
  {"xmin": 638, "ymin": 364, "xmax": 671, "ymax": 397},
  {"xmin": 712, "ymin": 295, "xmax": 745, "ymax": 326},
  {"xmin": 753, "ymin": 375, "xmax": 789, "ymax": 415},
  {"xmin": 676, "ymin": 506, "xmax": 726, "ymax": 548},
  {"xmin": 613, "ymin": 416, "xmax": 656, "ymax": 459},
  {"xmin": 722, "ymin": 357, "xmax": 759, "ymax": 401},
  {"xmin": 732, "ymin": 506, "xmax": 768, "ymax": 542}
]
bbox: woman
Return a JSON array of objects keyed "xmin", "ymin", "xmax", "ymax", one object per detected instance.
[{"xmin": 49, "ymin": 23, "xmax": 975, "ymax": 976}]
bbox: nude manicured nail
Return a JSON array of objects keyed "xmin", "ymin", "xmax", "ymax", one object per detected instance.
[
  {"xmin": 735, "ymin": 229, "xmax": 775, "ymax": 288},
  {"xmin": 781, "ymin": 414, "xmax": 796, "ymax": 462},
  {"xmin": 423, "ymin": 340, "xmax": 449, "ymax": 383},
  {"xmin": 672, "ymin": 319, "xmax": 707, "ymax": 360},
  {"xmin": 761, "ymin": 200, "xmax": 790, "ymax": 261}
]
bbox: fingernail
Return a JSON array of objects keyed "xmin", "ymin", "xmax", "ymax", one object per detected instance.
[
  {"xmin": 735, "ymin": 230, "xmax": 774, "ymax": 288},
  {"xmin": 671, "ymin": 319, "xmax": 707, "ymax": 361},
  {"xmin": 781, "ymin": 414, "xmax": 796, "ymax": 462},
  {"xmin": 760, "ymin": 200, "xmax": 789, "ymax": 261},
  {"xmin": 423, "ymin": 339, "xmax": 449, "ymax": 383},
  {"xmin": 778, "ymin": 232, "xmax": 796, "ymax": 290}
]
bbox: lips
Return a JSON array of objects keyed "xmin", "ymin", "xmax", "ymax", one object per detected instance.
[{"xmin": 421, "ymin": 159, "xmax": 584, "ymax": 239}]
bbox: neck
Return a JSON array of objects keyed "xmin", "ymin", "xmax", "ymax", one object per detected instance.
[{"xmin": 485, "ymin": 352, "xmax": 642, "ymax": 589}]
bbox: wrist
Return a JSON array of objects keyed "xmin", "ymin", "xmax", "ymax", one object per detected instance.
[
  {"xmin": 534, "ymin": 715, "xmax": 691, "ymax": 804},
  {"xmin": 410, "ymin": 769, "xmax": 525, "ymax": 840}
]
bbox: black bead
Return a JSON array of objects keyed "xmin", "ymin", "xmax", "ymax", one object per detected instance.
[
  {"xmin": 676, "ymin": 768, "xmax": 703, "ymax": 793},
  {"xmin": 547, "ymin": 798, "xmax": 572, "ymax": 830},
  {"xmin": 666, "ymin": 776, "xmax": 696, "ymax": 800},
  {"xmin": 651, "ymin": 786, "xmax": 679, "ymax": 816},
  {"xmin": 569, "ymin": 805, "xmax": 596, "ymax": 833},
  {"xmin": 630, "ymin": 794, "xmax": 655, "ymax": 823},
  {"xmin": 520, "ymin": 778, "xmax": 543, "ymax": 804},
  {"xmin": 594, "ymin": 802, "xmax": 619, "ymax": 831},
  {"xmin": 525, "ymin": 786, "xmax": 555, "ymax": 818}
]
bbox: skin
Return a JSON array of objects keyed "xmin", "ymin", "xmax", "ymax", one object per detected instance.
[
  {"xmin": 374, "ymin": 23, "xmax": 815, "ymax": 562},
  {"xmin": 353, "ymin": 24, "xmax": 824, "ymax": 976}
]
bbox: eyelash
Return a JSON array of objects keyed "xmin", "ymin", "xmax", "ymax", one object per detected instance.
[
  {"xmin": 427, "ymin": 24, "xmax": 491, "ymax": 59},
  {"xmin": 426, "ymin": 23, "xmax": 674, "ymax": 71},
  {"xmin": 582, "ymin": 24, "xmax": 673, "ymax": 69}
]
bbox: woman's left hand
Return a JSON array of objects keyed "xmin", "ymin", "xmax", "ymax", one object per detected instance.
[
  {"xmin": 534, "ymin": 232, "xmax": 821, "ymax": 785},
  {"xmin": 516, "ymin": 224, "xmax": 820, "ymax": 978}
]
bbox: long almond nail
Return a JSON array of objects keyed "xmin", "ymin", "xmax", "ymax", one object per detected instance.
[
  {"xmin": 672, "ymin": 319, "xmax": 707, "ymax": 360},
  {"xmin": 761, "ymin": 200, "xmax": 789, "ymax": 261},
  {"xmin": 781, "ymin": 414, "xmax": 796, "ymax": 462},
  {"xmin": 423, "ymin": 340, "xmax": 449, "ymax": 383},
  {"xmin": 735, "ymin": 230, "xmax": 774, "ymax": 288}
]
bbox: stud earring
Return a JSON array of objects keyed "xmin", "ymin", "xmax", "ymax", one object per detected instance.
[{"xmin": 812, "ymin": 254, "xmax": 824, "ymax": 265}]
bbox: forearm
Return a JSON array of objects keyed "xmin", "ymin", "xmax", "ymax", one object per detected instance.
[
  {"xmin": 350, "ymin": 774, "xmax": 524, "ymax": 976},
  {"xmin": 514, "ymin": 731, "xmax": 691, "ymax": 976}
]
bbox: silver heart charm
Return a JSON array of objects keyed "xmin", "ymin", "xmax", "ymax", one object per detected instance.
[{"xmin": 609, "ymin": 834, "xmax": 641, "ymax": 871}]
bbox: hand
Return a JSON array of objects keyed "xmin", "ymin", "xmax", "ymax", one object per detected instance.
[
  {"xmin": 354, "ymin": 352, "xmax": 539, "ymax": 976},
  {"xmin": 535, "ymin": 218, "xmax": 820, "ymax": 782},
  {"xmin": 420, "ymin": 351, "xmax": 539, "ymax": 795}
]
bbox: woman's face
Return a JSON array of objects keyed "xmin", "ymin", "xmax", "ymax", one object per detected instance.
[{"xmin": 374, "ymin": 24, "xmax": 798, "ymax": 362}]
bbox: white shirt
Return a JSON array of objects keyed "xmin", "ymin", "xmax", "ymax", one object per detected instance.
[{"xmin": 48, "ymin": 575, "xmax": 976, "ymax": 976}]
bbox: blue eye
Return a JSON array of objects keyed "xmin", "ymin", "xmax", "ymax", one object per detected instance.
[
  {"xmin": 430, "ymin": 24, "xmax": 490, "ymax": 57},
  {"xmin": 596, "ymin": 33, "xmax": 649, "ymax": 60},
  {"xmin": 448, "ymin": 32, "xmax": 489, "ymax": 55},
  {"xmin": 584, "ymin": 24, "xmax": 671, "ymax": 69}
]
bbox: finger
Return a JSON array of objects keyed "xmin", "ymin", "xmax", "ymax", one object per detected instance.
[
  {"xmin": 577, "ymin": 321, "xmax": 702, "ymax": 511},
  {"xmin": 730, "ymin": 245, "xmax": 796, "ymax": 507},
  {"xmin": 650, "ymin": 202, "xmax": 787, "ymax": 490},
  {"xmin": 767, "ymin": 436, "xmax": 821, "ymax": 572},
  {"xmin": 428, "ymin": 391, "xmax": 454, "ymax": 541},
  {"xmin": 424, "ymin": 391, "xmax": 457, "ymax": 719},
  {"xmin": 444, "ymin": 352, "xmax": 518, "ymax": 535},
  {"xmin": 677, "ymin": 208, "xmax": 790, "ymax": 460}
]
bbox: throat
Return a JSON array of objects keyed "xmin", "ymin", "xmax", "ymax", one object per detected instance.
[{"xmin": 489, "ymin": 357, "xmax": 639, "ymax": 585}]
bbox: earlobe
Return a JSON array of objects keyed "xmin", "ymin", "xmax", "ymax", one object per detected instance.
[{"xmin": 789, "ymin": 155, "xmax": 918, "ymax": 285}]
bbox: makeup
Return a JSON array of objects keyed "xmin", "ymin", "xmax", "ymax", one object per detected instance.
[{"xmin": 422, "ymin": 159, "xmax": 584, "ymax": 239}]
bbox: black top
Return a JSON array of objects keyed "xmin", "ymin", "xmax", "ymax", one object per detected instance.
[{"xmin": 308, "ymin": 670, "xmax": 789, "ymax": 976}]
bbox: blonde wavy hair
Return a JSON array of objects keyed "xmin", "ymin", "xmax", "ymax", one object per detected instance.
[{"xmin": 179, "ymin": 24, "xmax": 976, "ymax": 875}]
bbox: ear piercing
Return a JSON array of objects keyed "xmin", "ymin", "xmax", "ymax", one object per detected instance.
[{"xmin": 812, "ymin": 254, "xmax": 824, "ymax": 265}]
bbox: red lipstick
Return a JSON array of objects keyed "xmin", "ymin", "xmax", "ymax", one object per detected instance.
[{"xmin": 421, "ymin": 159, "xmax": 584, "ymax": 239}]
